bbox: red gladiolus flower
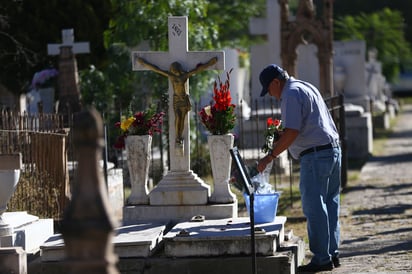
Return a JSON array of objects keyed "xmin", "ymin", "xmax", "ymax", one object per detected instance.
[{"xmin": 199, "ymin": 69, "xmax": 236, "ymax": 135}]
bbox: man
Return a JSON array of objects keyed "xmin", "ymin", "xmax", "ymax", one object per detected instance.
[{"xmin": 257, "ymin": 64, "xmax": 342, "ymax": 272}]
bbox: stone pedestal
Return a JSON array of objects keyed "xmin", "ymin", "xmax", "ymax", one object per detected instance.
[
  {"xmin": 208, "ymin": 134, "xmax": 237, "ymax": 204},
  {"xmin": 126, "ymin": 135, "xmax": 151, "ymax": 205},
  {"xmin": 345, "ymin": 106, "xmax": 373, "ymax": 160},
  {"xmin": 149, "ymin": 171, "xmax": 210, "ymax": 205},
  {"xmin": 123, "ymin": 203, "xmax": 237, "ymax": 224},
  {"xmin": 0, "ymin": 212, "xmax": 53, "ymax": 254},
  {"xmin": 0, "ymin": 247, "xmax": 27, "ymax": 274},
  {"xmin": 373, "ymin": 112, "xmax": 390, "ymax": 130}
]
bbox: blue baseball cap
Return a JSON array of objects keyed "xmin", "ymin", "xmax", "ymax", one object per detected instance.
[{"xmin": 259, "ymin": 64, "xmax": 289, "ymax": 96}]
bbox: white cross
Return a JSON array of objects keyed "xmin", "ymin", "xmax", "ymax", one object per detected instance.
[
  {"xmin": 132, "ymin": 16, "xmax": 224, "ymax": 172},
  {"xmin": 47, "ymin": 29, "xmax": 90, "ymax": 55},
  {"xmin": 249, "ymin": 0, "xmax": 282, "ymax": 103}
]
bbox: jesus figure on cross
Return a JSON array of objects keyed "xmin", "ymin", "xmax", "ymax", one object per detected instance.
[{"xmin": 137, "ymin": 56, "xmax": 218, "ymax": 147}]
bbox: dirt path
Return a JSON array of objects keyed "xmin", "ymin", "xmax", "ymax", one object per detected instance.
[{"xmin": 325, "ymin": 104, "xmax": 412, "ymax": 273}]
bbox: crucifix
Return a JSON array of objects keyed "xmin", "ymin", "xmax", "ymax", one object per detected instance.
[
  {"xmin": 47, "ymin": 29, "xmax": 90, "ymax": 115},
  {"xmin": 132, "ymin": 16, "xmax": 225, "ymax": 205}
]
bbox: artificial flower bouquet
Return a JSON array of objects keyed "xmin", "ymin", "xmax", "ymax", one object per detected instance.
[
  {"xmin": 114, "ymin": 104, "xmax": 165, "ymax": 149},
  {"xmin": 199, "ymin": 69, "xmax": 236, "ymax": 135},
  {"xmin": 261, "ymin": 117, "xmax": 283, "ymax": 153},
  {"xmin": 31, "ymin": 68, "xmax": 59, "ymax": 89}
]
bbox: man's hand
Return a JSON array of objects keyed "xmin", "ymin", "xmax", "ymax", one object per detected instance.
[{"xmin": 257, "ymin": 154, "xmax": 274, "ymax": 173}]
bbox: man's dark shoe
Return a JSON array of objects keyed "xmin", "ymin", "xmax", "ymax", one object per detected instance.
[
  {"xmin": 332, "ymin": 256, "xmax": 341, "ymax": 267},
  {"xmin": 298, "ymin": 261, "xmax": 333, "ymax": 272}
]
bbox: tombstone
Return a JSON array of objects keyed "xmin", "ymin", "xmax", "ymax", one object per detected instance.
[
  {"xmin": 249, "ymin": 0, "xmax": 282, "ymax": 104},
  {"xmin": 26, "ymin": 89, "xmax": 41, "ymax": 114},
  {"xmin": 125, "ymin": 16, "xmax": 237, "ymax": 222},
  {"xmin": 365, "ymin": 49, "xmax": 389, "ymax": 111},
  {"xmin": 333, "ymin": 40, "xmax": 373, "ymax": 159},
  {"xmin": 48, "ymin": 29, "xmax": 90, "ymax": 116},
  {"xmin": 333, "ymin": 40, "xmax": 369, "ymax": 109}
]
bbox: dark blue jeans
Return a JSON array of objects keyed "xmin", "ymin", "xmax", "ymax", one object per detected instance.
[{"xmin": 300, "ymin": 146, "xmax": 341, "ymax": 265}]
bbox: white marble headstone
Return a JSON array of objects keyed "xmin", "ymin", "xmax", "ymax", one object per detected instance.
[
  {"xmin": 249, "ymin": 0, "xmax": 282, "ymax": 103},
  {"xmin": 333, "ymin": 40, "xmax": 367, "ymax": 98}
]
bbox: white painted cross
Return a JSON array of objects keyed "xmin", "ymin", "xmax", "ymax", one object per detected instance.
[
  {"xmin": 131, "ymin": 16, "xmax": 225, "ymax": 206},
  {"xmin": 132, "ymin": 16, "xmax": 224, "ymax": 172},
  {"xmin": 47, "ymin": 29, "xmax": 90, "ymax": 55}
]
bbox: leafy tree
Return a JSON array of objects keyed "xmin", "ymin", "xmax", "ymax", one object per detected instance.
[
  {"xmin": 0, "ymin": 0, "xmax": 112, "ymax": 95},
  {"xmin": 334, "ymin": 0, "xmax": 412, "ymax": 45},
  {"xmin": 103, "ymin": 0, "xmax": 265, "ymax": 109},
  {"xmin": 79, "ymin": 65, "xmax": 113, "ymax": 114},
  {"xmin": 335, "ymin": 8, "xmax": 412, "ymax": 81}
]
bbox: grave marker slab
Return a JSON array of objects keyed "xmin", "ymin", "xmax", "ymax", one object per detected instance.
[{"xmin": 333, "ymin": 40, "xmax": 367, "ymax": 101}]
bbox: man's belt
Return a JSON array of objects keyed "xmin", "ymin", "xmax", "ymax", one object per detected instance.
[{"xmin": 300, "ymin": 143, "xmax": 334, "ymax": 157}]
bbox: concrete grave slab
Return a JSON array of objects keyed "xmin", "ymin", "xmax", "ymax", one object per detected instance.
[
  {"xmin": 40, "ymin": 222, "xmax": 167, "ymax": 262},
  {"xmin": 164, "ymin": 216, "xmax": 286, "ymax": 257},
  {"xmin": 0, "ymin": 211, "xmax": 53, "ymax": 254}
]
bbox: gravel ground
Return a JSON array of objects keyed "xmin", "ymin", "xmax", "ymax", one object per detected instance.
[{"xmin": 306, "ymin": 104, "xmax": 412, "ymax": 274}]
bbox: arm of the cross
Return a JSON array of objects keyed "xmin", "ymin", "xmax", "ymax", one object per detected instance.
[
  {"xmin": 186, "ymin": 56, "xmax": 218, "ymax": 77},
  {"xmin": 135, "ymin": 56, "xmax": 169, "ymax": 77},
  {"xmin": 47, "ymin": 42, "xmax": 90, "ymax": 56},
  {"xmin": 185, "ymin": 51, "xmax": 225, "ymax": 72}
]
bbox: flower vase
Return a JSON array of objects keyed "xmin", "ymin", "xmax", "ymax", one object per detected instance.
[
  {"xmin": 125, "ymin": 135, "xmax": 152, "ymax": 205},
  {"xmin": 208, "ymin": 134, "xmax": 236, "ymax": 203}
]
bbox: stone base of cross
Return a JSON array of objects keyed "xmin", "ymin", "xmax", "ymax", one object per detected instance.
[{"xmin": 132, "ymin": 16, "xmax": 225, "ymax": 205}]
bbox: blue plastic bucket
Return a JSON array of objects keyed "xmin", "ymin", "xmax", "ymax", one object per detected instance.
[{"xmin": 243, "ymin": 192, "xmax": 280, "ymax": 223}]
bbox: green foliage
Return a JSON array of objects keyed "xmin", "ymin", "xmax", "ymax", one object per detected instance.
[
  {"xmin": 335, "ymin": 8, "xmax": 412, "ymax": 81},
  {"xmin": 190, "ymin": 141, "xmax": 211, "ymax": 178},
  {"xmin": 80, "ymin": 65, "xmax": 113, "ymax": 113}
]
